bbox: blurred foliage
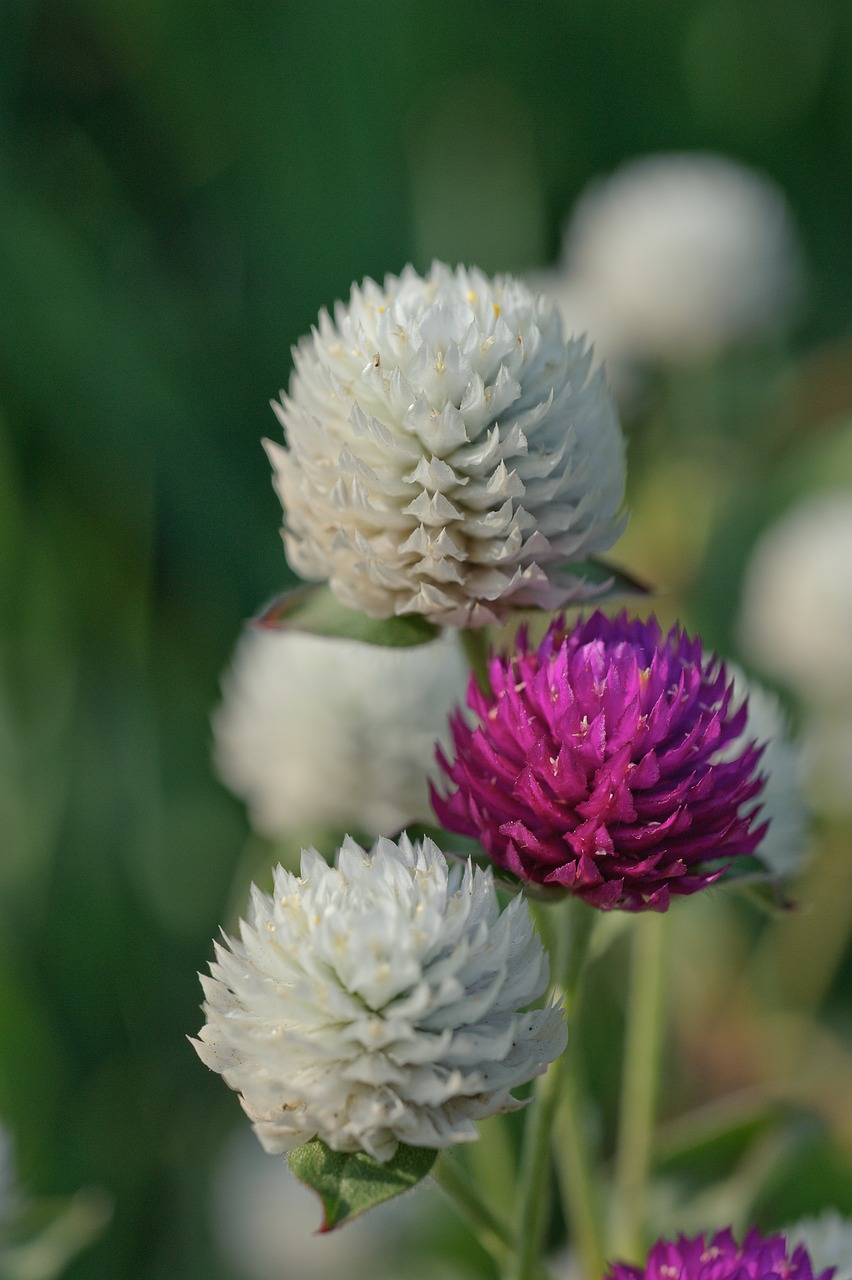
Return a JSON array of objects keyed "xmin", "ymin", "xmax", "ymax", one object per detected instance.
[{"xmin": 1, "ymin": 1, "xmax": 851, "ymax": 1277}]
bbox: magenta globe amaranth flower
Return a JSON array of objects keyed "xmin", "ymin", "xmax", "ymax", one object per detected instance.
[
  {"xmin": 432, "ymin": 612, "xmax": 768, "ymax": 910},
  {"xmin": 608, "ymin": 1228, "xmax": 834, "ymax": 1280}
]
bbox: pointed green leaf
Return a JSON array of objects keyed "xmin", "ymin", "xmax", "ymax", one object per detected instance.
[
  {"xmin": 715, "ymin": 855, "xmax": 799, "ymax": 913},
  {"xmin": 256, "ymin": 585, "xmax": 441, "ymax": 647},
  {"xmin": 289, "ymin": 1138, "xmax": 437, "ymax": 1231},
  {"xmin": 560, "ymin": 558, "xmax": 653, "ymax": 599}
]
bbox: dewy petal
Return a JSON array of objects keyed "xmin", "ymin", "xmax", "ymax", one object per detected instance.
[
  {"xmin": 433, "ymin": 612, "xmax": 770, "ymax": 911},
  {"xmin": 268, "ymin": 262, "xmax": 627, "ymax": 625},
  {"xmin": 193, "ymin": 834, "xmax": 567, "ymax": 1162}
]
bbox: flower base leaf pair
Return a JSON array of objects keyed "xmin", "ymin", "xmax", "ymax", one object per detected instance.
[{"xmin": 289, "ymin": 1138, "xmax": 437, "ymax": 1231}]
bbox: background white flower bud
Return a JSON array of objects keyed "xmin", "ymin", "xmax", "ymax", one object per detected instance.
[
  {"xmin": 561, "ymin": 153, "xmax": 804, "ymax": 363},
  {"xmin": 738, "ymin": 490, "xmax": 852, "ymax": 707},
  {"xmin": 212, "ymin": 627, "xmax": 468, "ymax": 840},
  {"xmin": 193, "ymin": 834, "xmax": 567, "ymax": 1162},
  {"xmin": 266, "ymin": 262, "xmax": 626, "ymax": 626}
]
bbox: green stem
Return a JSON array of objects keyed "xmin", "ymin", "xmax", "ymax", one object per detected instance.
[
  {"xmin": 460, "ymin": 626, "xmax": 492, "ymax": 693},
  {"xmin": 610, "ymin": 911, "xmax": 668, "ymax": 1260},
  {"xmin": 433, "ymin": 1150, "xmax": 513, "ymax": 1267},
  {"xmin": 505, "ymin": 900, "xmax": 596, "ymax": 1280},
  {"xmin": 553, "ymin": 1059, "xmax": 606, "ymax": 1280}
]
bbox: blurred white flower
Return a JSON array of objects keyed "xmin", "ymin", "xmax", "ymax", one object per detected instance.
[
  {"xmin": 726, "ymin": 667, "xmax": 809, "ymax": 880},
  {"xmin": 738, "ymin": 490, "xmax": 852, "ymax": 707},
  {"xmin": 786, "ymin": 1210, "xmax": 852, "ymax": 1280},
  {"xmin": 561, "ymin": 152, "xmax": 803, "ymax": 363},
  {"xmin": 193, "ymin": 833, "xmax": 567, "ymax": 1162},
  {"xmin": 266, "ymin": 262, "xmax": 626, "ymax": 626},
  {"xmin": 212, "ymin": 626, "xmax": 468, "ymax": 840}
]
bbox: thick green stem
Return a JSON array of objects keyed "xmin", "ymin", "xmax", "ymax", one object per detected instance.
[
  {"xmin": 610, "ymin": 911, "xmax": 668, "ymax": 1260},
  {"xmin": 505, "ymin": 901, "xmax": 597, "ymax": 1280}
]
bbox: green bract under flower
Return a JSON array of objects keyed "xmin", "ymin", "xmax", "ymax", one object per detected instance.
[
  {"xmin": 266, "ymin": 262, "xmax": 626, "ymax": 626},
  {"xmin": 192, "ymin": 834, "xmax": 567, "ymax": 1162}
]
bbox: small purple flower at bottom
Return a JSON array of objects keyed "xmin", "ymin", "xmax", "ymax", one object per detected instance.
[
  {"xmin": 432, "ymin": 612, "xmax": 768, "ymax": 911},
  {"xmin": 608, "ymin": 1228, "xmax": 835, "ymax": 1280}
]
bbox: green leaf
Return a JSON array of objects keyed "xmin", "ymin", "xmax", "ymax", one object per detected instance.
[
  {"xmin": 714, "ymin": 855, "xmax": 799, "ymax": 913},
  {"xmin": 561, "ymin": 558, "xmax": 653, "ymax": 599},
  {"xmin": 288, "ymin": 1139, "xmax": 437, "ymax": 1231},
  {"xmin": 256, "ymin": 585, "xmax": 441, "ymax": 647}
]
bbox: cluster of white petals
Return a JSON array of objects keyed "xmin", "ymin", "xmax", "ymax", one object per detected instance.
[
  {"xmin": 266, "ymin": 262, "xmax": 626, "ymax": 626},
  {"xmin": 559, "ymin": 153, "xmax": 803, "ymax": 363},
  {"xmin": 212, "ymin": 627, "xmax": 468, "ymax": 839},
  {"xmin": 193, "ymin": 834, "xmax": 567, "ymax": 1161}
]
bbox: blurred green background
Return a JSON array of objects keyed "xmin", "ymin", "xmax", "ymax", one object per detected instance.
[{"xmin": 2, "ymin": 2, "xmax": 852, "ymax": 1277}]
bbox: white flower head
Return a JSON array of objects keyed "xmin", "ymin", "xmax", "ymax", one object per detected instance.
[
  {"xmin": 738, "ymin": 490, "xmax": 852, "ymax": 707},
  {"xmin": 563, "ymin": 153, "xmax": 804, "ymax": 363},
  {"xmin": 212, "ymin": 626, "xmax": 468, "ymax": 840},
  {"xmin": 193, "ymin": 833, "xmax": 567, "ymax": 1162},
  {"xmin": 266, "ymin": 262, "xmax": 626, "ymax": 627},
  {"xmin": 786, "ymin": 1210, "xmax": 852, "ymax": 1280}
]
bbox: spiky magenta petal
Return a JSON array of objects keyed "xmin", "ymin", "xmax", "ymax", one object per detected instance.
[
  {"xmin": 432, "ymin": 612, "xmax": 768, "ymax": 911},
  {"xmin": 608, "ymin": 1227, "xmax": 834, "ymax": 1280}
]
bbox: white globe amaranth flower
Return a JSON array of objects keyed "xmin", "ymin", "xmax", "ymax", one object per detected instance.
[
  {"xmin": 193, "ymin": 833, "xmax": 567, "ymax": 1162},
  {"xmin": 265, "ymin": 262, "xmax": 627, "ymax": 627},
  {"xmin": 738, "ymin": 490, "xmax": 852, "ymax": 707},
  {"xmin": 563, "ymin": 152, "xmax": 804, "ymax": 363},
  {"xmin": 212, "ymin": 626, "xmax": 468, "ymax": 839},
  {"xmin": 786, "ymin": 1211, "xmax": 852, "ymax": 1280}
]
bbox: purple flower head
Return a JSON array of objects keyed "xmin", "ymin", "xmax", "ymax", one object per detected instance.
[
  {"xmin": 608, "ymin": 1227, "xmax": 835, "ymax": 1280},
  {"xmin": 432, "ymin": 612, "xmax": 768, "ymax": 911}
]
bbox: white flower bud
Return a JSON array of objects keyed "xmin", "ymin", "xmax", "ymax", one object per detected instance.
[
  {"xmin": 212, "ymin": 627, "xmax": 468, "ymax": 840},
  {"xmin": 193, "ymin": 834, "xmax": 567, "ymax": 1161},
  {"xmin": 266, "ymin": 262, "xmax": 626, "ymax": 626}
]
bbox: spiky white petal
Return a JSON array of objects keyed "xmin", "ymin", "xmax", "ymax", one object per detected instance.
[
  {"xmin": 212, "ymin": 627, "xmax": 468, "ymax": 839},
  {"xmin": 563, "ymin": 153, "xmax": 803, "ymax": 362},
  {"xmin": 266, "ymin": 262, "xmax": 626, "ymax": 626},
  {"xmin": 193, "ymin": 834, "xmax": 567, "ymax": 1161}
]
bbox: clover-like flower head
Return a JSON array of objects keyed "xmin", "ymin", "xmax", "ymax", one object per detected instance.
[
  {"xmin": 608, "ymin": 1228, "xmax": 834, "ymax": 1280},
  {"xmin": 193, "ymin": 834, "xmax": 567, "ymax": 1162},
  {"xmin": 266, "ymin": 262, "xmax": 626, "ymax": 626},
  {"xmin": 433, "ymin": 612, "xmax": 767, "ymax": 911}
]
